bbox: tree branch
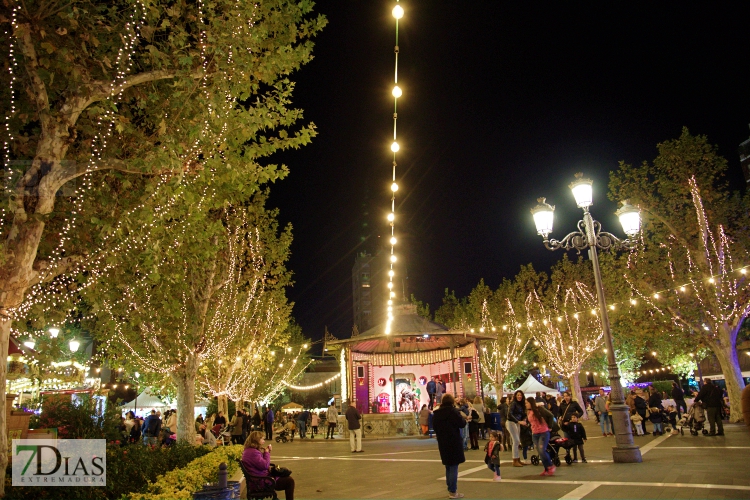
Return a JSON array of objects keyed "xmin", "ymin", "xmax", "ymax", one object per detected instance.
[
  {"xmin": 16, "ymin": 23, "xmax": 50, "ymax": 130},
  {"xmin": 28, "ymin": 255, "xmax": 83, "ymax": 288},
  {"xmin": 59, "ymin": 69, "xmax": 203, "ymax": 128}
]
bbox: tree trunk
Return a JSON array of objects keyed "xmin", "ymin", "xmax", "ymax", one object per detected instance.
[
  {"xmin": 711, "ymin": 339, "xmax": 746, "ymax": 423},
  {"xmin": 568, "ymin": 371, "xmax": 588, "ymax": 420},
  {"xmin": 0, "ymin": 318, "xmax": 12, "ymax": 497},
  {"xmin": 171, "ymin": 354, "xmax": 198, "ymax": 444},
  {"xmin": 493, "ymin": 367, "xmax": 506, "ymax": 401},
  {"xmin": 218, "ymin": 395, "xmax": 229, "ymax": 418}
]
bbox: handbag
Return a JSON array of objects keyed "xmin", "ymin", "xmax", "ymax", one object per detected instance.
[{"xmin": 269, "ymin": 463, "xmax": 292, "ymax": 478}]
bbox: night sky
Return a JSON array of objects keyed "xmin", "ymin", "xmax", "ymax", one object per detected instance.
[{"xmin": 269, "ymin": 2, "xmax": 750, "ymax": 349}]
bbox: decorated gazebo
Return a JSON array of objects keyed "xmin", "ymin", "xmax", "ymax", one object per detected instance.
[{"xmin": 325, "ymin": 304, "xmax": 493, "ymax": 435}]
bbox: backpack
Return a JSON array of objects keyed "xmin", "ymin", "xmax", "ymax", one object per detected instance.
[{"xmin": 543, "ymin": 410, "xmax": 560, "ymax": 433}]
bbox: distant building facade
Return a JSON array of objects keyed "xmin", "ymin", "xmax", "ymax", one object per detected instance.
[
  {"xmin": 740, "ymin": 126, "xmax": 750, "ymax": 183},
  {"xmin": 352, "ymin": 251, "xmax": 388, "ymax": 333}
]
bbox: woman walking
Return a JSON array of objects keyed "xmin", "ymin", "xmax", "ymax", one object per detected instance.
[
  {"xmin": 506, "ymin": 390, "xmax": 527, "ymax": 467},
  {"xmin": 432, "ymin": 394, "xmax": 469, "ymax": 499},
  {"xmin": 523, "ymin": 397, "xmax": 556, "ymax": 476}
]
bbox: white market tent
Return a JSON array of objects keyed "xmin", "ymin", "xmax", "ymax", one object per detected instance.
[
  {"xmin": 280, "ymin": 402, "xmax": 303, "ymax": 413},
  {"xmin": 514, "ymin": 375, "xmax": 560, "ymax": 397},
  {"xmin": 123, "ymin": 388, "xmax": 169, "ymax": 414},
  {"xmin": 483, "ymin": 376, "xmax": 560, "ymax": 399}
]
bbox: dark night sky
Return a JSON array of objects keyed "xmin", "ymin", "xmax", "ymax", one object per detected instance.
[{"xmin": 269, "ymin": 1, "xmax": 750, "ymax": 349}]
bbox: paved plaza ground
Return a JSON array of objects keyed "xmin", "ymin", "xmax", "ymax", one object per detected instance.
[{"xmin": 239, "ymin": 418, "xmax": 750, "ymax": 500}]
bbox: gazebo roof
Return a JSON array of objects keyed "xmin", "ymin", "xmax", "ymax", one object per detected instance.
[{"xmin": 325, "ymin": 305, "xmax": 494, "ymax": 354}]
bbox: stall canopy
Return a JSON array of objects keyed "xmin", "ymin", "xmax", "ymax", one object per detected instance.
[
  {"xmin": 281, "ymin": 402, "xmax": 303, "ymax": 412},
  {"xmin": 123, "ymin": 388, "xmax": 168, "ymax": 408},
  {"xmin": 514, "ymin": 375, "xmax": 560, "ymax": 397}
]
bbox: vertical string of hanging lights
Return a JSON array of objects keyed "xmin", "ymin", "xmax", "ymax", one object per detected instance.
[{"xmin": 385, "ymin": 2, "xmax": 404, "ymax": 335}]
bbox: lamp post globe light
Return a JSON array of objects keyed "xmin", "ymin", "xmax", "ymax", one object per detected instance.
[{"xmin": 531, "ymin": 172, "xmax": 642, "ymax": 464}]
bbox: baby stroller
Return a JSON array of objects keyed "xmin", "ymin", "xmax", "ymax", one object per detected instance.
[
  {"xmin": 678, "ymin": 401, "xmax": 708, "ymax": 436},
  {"xmin": 530, "ymin": 433, "xmax": 575, "ymax": 467},
  {"xmin": 275, "ymin": 428, "xmax": 294, "ymax": 443},
  {"xmin": 211, "ymin": 424, "xmax": 233, "ymax": 445}
]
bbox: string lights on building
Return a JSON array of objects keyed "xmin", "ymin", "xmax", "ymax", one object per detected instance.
[{"xmin": 385, "ymin": 2, "xmax": 403, "ymax": 336}]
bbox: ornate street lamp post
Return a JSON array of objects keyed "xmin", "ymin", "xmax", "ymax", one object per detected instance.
[{"xmin": 531, "ymin": 173, "xmax": 642, "ymax": 463}]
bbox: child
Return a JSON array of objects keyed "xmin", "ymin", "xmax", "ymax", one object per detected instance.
[
  {"xmin": 562, "ymin": 414, "xmax": 587, "ymax": 463},
  {"xmin": 631, "ymin": 412, "xmax": 644, "ymax": 435},
  {"xmin": 483, "ymin": 431, "xmax": 502, "ymax": 481},
  {"xmin": 284, "ymin": 419, "xmax": 297, "ymax": 439},
  {"xmin": 666, "ymin": 406, "xmax": 679, "ymax": 434},
  {"xmin": 649, "ymin": 407, "xmax": 664, "ymax": 435},
  {"xmin": 311, "ymin": 412, "xmax": 319, "ymax": 436}
]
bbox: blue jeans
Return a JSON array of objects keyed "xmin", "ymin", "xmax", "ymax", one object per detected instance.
[
  {"xmin": 445, "ymin": 464, "xmax": 459, "ymax": 493},
  {"xmin": 297, "ymin": 420, "xmax": 307, "ymax": 438},
  {"xmin": 653, "ymin": 422, "xmax": 662, "ymax": 433},
  {"xmin": 599, "ymin": 413, "xmax": 612, "ymax": 434},
  {"xmin": 532, "ymin": 431, "xmax": 552, "ymax": 468},
  {"xmin": 461, "ymin": 427, "xmax": 469, "ymax": 450},
  {"xmin": 487, "ymin": 462, "xmax": 500, "ymax": 475}
]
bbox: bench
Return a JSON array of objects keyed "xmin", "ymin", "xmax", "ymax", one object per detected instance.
[{"xmin": 238, "ymin": 460, "xmax": 278, "ymax": 500}]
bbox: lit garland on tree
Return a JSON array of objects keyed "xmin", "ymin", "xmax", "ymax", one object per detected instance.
[
  {"xmin": 525, "ymin": 283, "xmax": 603, "ymax": 412},
  {"xmin": 624, "ymin": 176, "xmax": 750, "ymax": 420},
  {"xmin": 475, "ymin": 299, "xmax": 531, "ymax": 396}
]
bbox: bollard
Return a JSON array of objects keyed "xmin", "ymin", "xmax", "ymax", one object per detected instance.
[{"xmin": 218, "ymin": 462, "xmax": 227, "ymax": 489}]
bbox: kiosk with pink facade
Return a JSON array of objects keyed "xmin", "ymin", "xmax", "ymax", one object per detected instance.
[{"xmin": 325, "ymin": 304, "xmax": 492, "ymax": 437}]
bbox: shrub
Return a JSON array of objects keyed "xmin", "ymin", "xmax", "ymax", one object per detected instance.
[
  {"xmin": 129, "ymin": 445, "xmax": 244, "ymax": 500},
  {"xmin": 484, "ymin": 396, "xmax": 498, "ymax": 412},
  {"xmin": 33, "ymin": 394, "xmax": 121, "ymax": 441}
]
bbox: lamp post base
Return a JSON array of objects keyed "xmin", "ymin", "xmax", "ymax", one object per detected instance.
[
  {"xmin": 610, "ymin": 403, "xmax": 642, "ymax": 463},
  {"xmin": 612, "ymin": 445, "xmax": 643, "ymax": 463}
]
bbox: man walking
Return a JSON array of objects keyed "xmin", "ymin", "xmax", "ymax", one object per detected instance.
[
  {"xmin": 326, "ymin": 401, "xmax": 338, "ymax": 439},
  {"xmin": 427, "ymin": 377, "xmax": 437, "ymax": 410},
  {"xmin": 695, "ymin": 379, "xmax": 724, "ymax": 436},
  {"xmin": 264, "ymin": 406, "xmax": 275, "ymax": 440},
  {"xmin": 345, "ymin": 400, "xmax": 363, "ymax": 452},
  {"xmin": 671, "ymin": 381, "xmax": 687, "ymax": 418},
  {"xmin": 594, "ymin": 389, "xmax": 612, "ymax": 436},
  {"xmin": 297, "ymin": 408, "xmax": 310, "ymax": 439}
]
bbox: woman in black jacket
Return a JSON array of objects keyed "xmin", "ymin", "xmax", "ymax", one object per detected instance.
[
  {"xmin": 506, "ymin": 390, "xmax": 527, "ymax": 467},
  {"xmin": 433, "ymin": 393, "xmax": 469, "ymax": 499}
]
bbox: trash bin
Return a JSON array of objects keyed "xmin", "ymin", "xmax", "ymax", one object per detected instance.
[{"xmin": 487, "ymin": 412, "xmax": 502, "ymax": 431}]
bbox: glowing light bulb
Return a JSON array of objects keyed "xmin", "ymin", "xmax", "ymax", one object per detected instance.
[
  {"xmin": 630, "ymin": 298, "xmax": 637, "ymax": 305},
  {"xmin": 390, "ymin": 255, "xmax": 397, "ymax": 263},
  {"xmin": 387, "ymin": 213, "xmax": 395, "ymax": 222},
  {"xmin": 387, "ymin": 282, "xmax": 394, "ymax": 289},
  {"xmin": 69, "ymin": 339, "xmax": 80, "ymax": 352},
  {"xmin": 387, "ymin": 300, "xmax": 393, "ymax": 305},
  {"xmin": 392, "ymin": 4, "xmax": 404, "ymax": 19},
  {"xmin": 388, "ymin": 270, "xmax": 395, "ymax": 277},
  {"xmin": 391, "ymin": 141, "xmax": 400, "ymax": 152},
  {"xmin": 479, "ymin": 327, "xmax": 485, "ymax": 333},
  {"xmin": 708, "ymin": 277, "xmax": 715, "ymax": 284},
  {"xmin": 390, "ymin": 236, "xmax": 397, "ymax": 245},
  {"xmin": 49, "ymin": 327, "xmax": 60, "ymax": 338},
  {"xmin": 573, "ymin": 313, "xmax": 579, "ymax": 319},
  {"xmin": 391, "ymin": 182, "xmax": 399, "ymax": 192},
  {"xmin": 23, "ymin": 339, "xmax": 35, "ymax": 350},
  {"xmin": 303, "ymin": 344, "xmax": 308, "ymax": 349},
  {"xmin": 680, "ymin": 286, "xmax": 686, "ymax": 292},
  {"xmin": 392, "ymin": 85, "xmax": 402, "ymax": 98},
  {"xmin": 741, "ymin": 268, "xmax": 747, "ymax": 275},
  {"xmin": 609, "ymin": 304, "xmax": 615, "ymax": 310},
  {"xmin": 390, "ymin": 291, "xmax": 396, "ymax": 298},
  {"xmin": 653, "ymin": 293, "xmax": 660, "ymax": 299},
  {"xmin": 557, "ymin": 316, "xmax": 562, "ymax": 322}
]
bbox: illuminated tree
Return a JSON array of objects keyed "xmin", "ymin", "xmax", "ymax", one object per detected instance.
[
  {"xmin": 610, "ymin": 129, "xmax": 750, "ymax": 421},
  {"xmin": 0, "ymin": 0, "xmax": 325, "ymax": 486},
  {"xmin": 525, "ymin": 283, "xmax": 603, "ymax": 414},
  {"xmin": 197, "ymin": 323, "xmax": 312, "ymax": 412},
  {"xmin": 87, "ymin": 197, "xmax": 293, "ymax": 442}
]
